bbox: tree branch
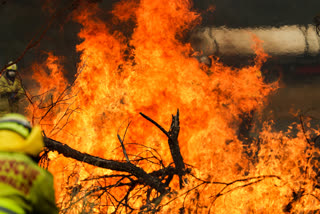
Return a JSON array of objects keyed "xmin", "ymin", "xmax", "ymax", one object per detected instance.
[
  {"xmin": 168, "ymin": 109, "xmax": 186, "ymax": 188},
  {"xmin": 140, "ymin": 110, "xmax": 187, "ymax": 189},
  {"xmin": 44, "ymin": 137, "xmax": 168, "ymax": 194}
]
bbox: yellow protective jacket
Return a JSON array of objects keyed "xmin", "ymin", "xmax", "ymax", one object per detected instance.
[
  {"xmin": 0, "ymin": 152, "xmax": 59, "ymax": 214},
  {"xmin": 0, "ymin": 75, "xmax": 24, "ymax": 117}
]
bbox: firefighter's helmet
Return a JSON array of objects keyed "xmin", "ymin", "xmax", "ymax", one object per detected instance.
[
  {"xmin": 0, "ymin": 114, "xmax": 44, "ymax": 156},
  {"xmin": 6, "ymin": 61, "xmax": 17, "ymax": 71}
]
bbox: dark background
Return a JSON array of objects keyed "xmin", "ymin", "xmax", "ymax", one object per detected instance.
[
  {"xmin": 1, "ymin": 0, "xmax": 319, "ymax": 72},
  {"xmin": 196, "ymin": 0, "xmax": 320, "ymax": 27}
]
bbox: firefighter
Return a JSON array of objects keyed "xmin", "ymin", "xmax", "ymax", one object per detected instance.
[
  {"xmin": 0, "ymin": 62, "xmax": 25, "ymax": 117},
  {"xmin": 0, "ymin": 113, "xmax": 59, "ymax": 214}
]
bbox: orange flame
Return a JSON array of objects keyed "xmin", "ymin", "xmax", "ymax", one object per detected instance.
[{"xmin": 25, "ymin": 0, "xmax": 320, "ymax": 213}]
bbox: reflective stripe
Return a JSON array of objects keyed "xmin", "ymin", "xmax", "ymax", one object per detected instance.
[
  {"xmin": 0, "ymin": 119, "xmax": 31, "ymax": 139},
  {"xmin": 0, "ymin": 119, "xmax": 31, "ymax": 129},
  {"xmin": 0, "ymin": 206, "xmax": 17, "ymax": 214}
]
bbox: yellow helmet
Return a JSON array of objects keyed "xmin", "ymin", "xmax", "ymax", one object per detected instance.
[
  {"xmin": 6, "ymin": 61, "xmax": 17, "ymax": 71},
  {"xmin": 0, "ymin": 114, "xmax": 44, "ymax": 156}
]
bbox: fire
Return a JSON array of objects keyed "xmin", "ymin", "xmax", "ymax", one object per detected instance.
[
  {"xmin": 24, "ymin": 0, "xmax": 320, "ymax": 213},
  {"xmin": 26, "ymin": 53, "xmax": 68, "ymax": 129}
]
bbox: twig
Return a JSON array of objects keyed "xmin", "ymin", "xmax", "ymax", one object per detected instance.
[
  {"xmin": 299, "ymin": 114, "xmax": 312, "ymax": 145},
  {"xmin": 139, "ymin": 112, "xmax": 171, "ymax": 139},
  {"xmin": 117, "ymin": 121, "xmax": 131, "ymax": 163},
  {"xmin": 208, "ymin": 175, "xmax": 281, "ymax": 213},
  {"xmin": 116, "ymin": 142, "xmax": 165, "ymax": 168},
  {"xmin": 117, "ymin": 134, "xmax": 130, "ymax": 163}
]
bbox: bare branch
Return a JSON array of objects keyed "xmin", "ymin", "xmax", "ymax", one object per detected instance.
[
  {"xmin": 117, "ymin": 121, "xmax": 131, "ymax": 163},
  {"xmin": 168, "ymin": 109, "xmax": 186, "ymax": 189},
  {"xmin": 117, "ymin": 134, "xmax": 130, "ymax": 163},
  {"xmin": 44, "ymin": 137, "xmax": 169, "ymax": 194},
  {"xmin": 139, "ymin": 112, "xmax": 171, "ymax": 139},
  {"xmin": 140, "ymin": 110, "xmax": 187, "ymax": 189}
]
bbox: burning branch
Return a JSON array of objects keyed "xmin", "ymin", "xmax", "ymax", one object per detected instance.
[
  {"xmin": 160, "ymin": 174, "xmax": 281, "ymax": 213},
  {"xmin": 117, "ymin": 121, "xmax": 131, "ymax": 163},
  {"xmin": 44, "ymin": 137, "xmax": 169, "ymax": 194},
  {"xmin": 140, "ymin": 110, "xmax": 187, "ymax": 189},
  {"xmin": 42, "ymin": 110, "xmax": 192, "ymax": 212},
  {"xmin": 40, "ymin": 110, "xmax": 193, "ymax": 212},
  {"xmin": 41, "ymin": 110, "xmax": 294, "ymax": 213},
  {"xmin": 39, "ymin": 104, "xmax": 310, "ymax": 213}
]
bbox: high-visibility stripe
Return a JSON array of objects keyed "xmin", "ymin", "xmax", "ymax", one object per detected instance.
[
  {"xmin": 0, "ymin": 119, "xmax": 31, "ymax": 129},
  {"xmin": 0, "ymin": 206, "xmax": 17, "ymax": 214}
]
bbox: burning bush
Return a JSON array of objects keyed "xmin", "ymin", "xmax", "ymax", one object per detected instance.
[{"xmin": 22, "ymin": 0, "xmax": 320, "ymax": 213}]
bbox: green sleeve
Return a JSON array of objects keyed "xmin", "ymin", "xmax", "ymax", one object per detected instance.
[
  {"xmin": 31, "ymin": 170, "xmax": 59, "ymax": 214},
  {"xmin": 0, "ymin": 77, "xmax": 12, "ymax": 94},
  {"xmin": 15, "ymin": 79, "xmax": 25, "ymax": 98}
]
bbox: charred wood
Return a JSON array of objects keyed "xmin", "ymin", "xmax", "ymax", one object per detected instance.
[
  {"xmin": 140, "ymin": 109, "xmax": 187, "ymax": 189},
  {"xmin": 44, "ymin": 137, "xmax": 169, "ymax": 194},
  {"xmin": 168, "ymin": 110, "xmax": 186, "ymax": 189}
]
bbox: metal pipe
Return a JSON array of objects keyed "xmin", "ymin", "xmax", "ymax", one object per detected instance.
[{"xmin": 190, "ymin": 25, "xmax": 320, "ymax": 57}]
